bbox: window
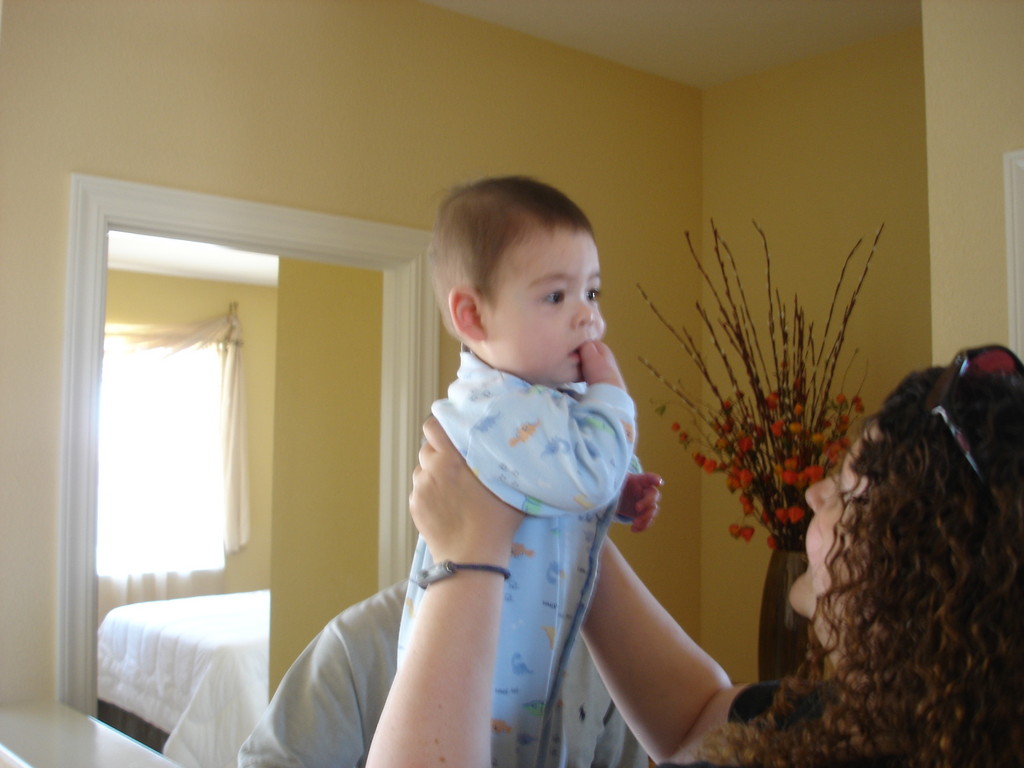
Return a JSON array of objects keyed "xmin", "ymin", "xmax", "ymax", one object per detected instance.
[
  {"xmin": 97, "ymin": 341, "xmax": 226, "ymax": 575},
  {"xmin": 96, "ymin": 311, "xmax": 248, "ymax": 576}
]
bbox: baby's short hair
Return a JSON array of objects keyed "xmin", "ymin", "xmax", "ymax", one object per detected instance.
[{"xmin": 429, "ymin": 176, "xmax": 593, "ymax": 333}]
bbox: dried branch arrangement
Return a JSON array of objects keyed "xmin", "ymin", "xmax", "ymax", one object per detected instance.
[{"xmin": 639, "ymin": 221, "xmax": 881, "ymax": 549}]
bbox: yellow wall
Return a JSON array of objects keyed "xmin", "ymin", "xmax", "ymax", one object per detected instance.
[
  {"xmin": 922, "ymin": 0, "xmax": 1024, "ymax": 362},
  {"xmin": 270, "ymin": 259, "xmax": 382, "ymax": 684},
  {"xmin": 700, "ymin": 27, "xmax": 931, "ymax": 681},
  {"xmin": 0, "ymin": 0, "xmax": 699, "ymax": 702},
  {"xmin": 104, "ymin": 270, "xmax": 277, "ymax": 597}
]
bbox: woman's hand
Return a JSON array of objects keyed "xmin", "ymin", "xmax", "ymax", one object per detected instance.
[{"xmin": 410, "ymin": 416, "xmax": 524, "ymax": 566}]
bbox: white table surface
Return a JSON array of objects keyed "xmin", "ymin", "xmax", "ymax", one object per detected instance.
[{"xmin": 0, "ymin": 700, "xmax": 177, "ymax": 768}]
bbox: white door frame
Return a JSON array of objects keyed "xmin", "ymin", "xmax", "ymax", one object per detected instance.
[
  {"xmin": 58, "ymin": 174, "xmax": 436, "ymax": 713},
  {"xmin": 1005, "ymin": 150, "xmax": 1024, "ymax": 351}
]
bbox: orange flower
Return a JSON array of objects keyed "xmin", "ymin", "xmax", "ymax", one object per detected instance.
[
  {"xmin": 769, "ymin": 505, "xmax": 809, "ymax": 525},
  {"xmin": 804, "ymin": 465, "xmax": 825, "ymax": 483},
  {"xmin": 770, "ymin": 420, "xmax": 785, "ymax": 437}
]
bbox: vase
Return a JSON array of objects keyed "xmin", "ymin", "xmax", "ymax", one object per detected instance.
[{"xmin": 758, "ymin": 548, "xmax": 810, "ymax": 681}]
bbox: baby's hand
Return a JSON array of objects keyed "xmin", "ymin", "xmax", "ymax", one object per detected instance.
[
  {"xmin": 617, "ymin": 472, "xmax": 663, "ymax": 532},
  {"xmin": 579, "ymin": 341, "xmax": 626, "ymax": 390}
]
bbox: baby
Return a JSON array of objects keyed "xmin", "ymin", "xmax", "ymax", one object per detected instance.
[{"xmin": 398, "ymin": 176, "xmax": 660, "ymax": 768}]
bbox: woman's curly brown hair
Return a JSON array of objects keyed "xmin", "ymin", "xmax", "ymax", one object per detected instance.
[{"xmin": 700, "ymin": 366, "xmax": 1024, "ymax": 767}]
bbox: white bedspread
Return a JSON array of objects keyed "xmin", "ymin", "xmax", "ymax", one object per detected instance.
[{"xmin": 97, "ymin": 589, "xmax": 270, "ymax": 768}]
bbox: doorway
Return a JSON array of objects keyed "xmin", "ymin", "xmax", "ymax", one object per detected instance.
[{"xmin": 59, "ymin": 175, "xmax": 437, "ymax": 714}]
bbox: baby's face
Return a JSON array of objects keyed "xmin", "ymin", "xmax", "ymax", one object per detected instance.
[{"xmin": 476, "ymin": 226, "xmax": 605, "ymax": 387}]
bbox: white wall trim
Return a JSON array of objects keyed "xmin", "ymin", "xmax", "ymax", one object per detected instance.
[
  {"xmin": 58, "ymin": 175, "xmax": 436, "ymax": 713},
  {"xmin": 1005, "ymin": 150, "xmax": 1024, "ymax": 352}
]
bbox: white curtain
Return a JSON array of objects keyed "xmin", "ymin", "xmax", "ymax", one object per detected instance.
[{"xmin": 97, "ymin": 306, "xmax": 250, "ymax": 619}]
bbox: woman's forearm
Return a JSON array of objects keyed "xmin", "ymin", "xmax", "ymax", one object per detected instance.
[
  {"xmin": 367, "ymin": 572, "xmax": 505, "ymax": 768},
  {"xmin": 582, "ymin": 540, "xmax": 739, "ymax": 763},
  {"xmin": 368, "ymin": 416, "xmax": 522, "ymax": 768}
]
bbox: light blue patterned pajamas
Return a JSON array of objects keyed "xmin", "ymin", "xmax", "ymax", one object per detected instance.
[{"xmin": 398, "ymin": 351, "xmax": 638, "ymax": 768}]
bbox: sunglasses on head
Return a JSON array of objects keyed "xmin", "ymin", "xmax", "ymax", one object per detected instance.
[{"xmin": 925, "ymin": 345, "xmax": 1024, "ymax": 484}]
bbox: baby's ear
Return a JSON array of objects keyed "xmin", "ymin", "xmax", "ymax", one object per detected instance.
[{"xmin": 448, "ymin": 286, "xmax": 487, "ymax": 342}]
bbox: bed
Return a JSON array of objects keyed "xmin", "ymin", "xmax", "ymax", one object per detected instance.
[{"xmin": 96, "ymin": 589, "xmax": 270, "ymax": 768}]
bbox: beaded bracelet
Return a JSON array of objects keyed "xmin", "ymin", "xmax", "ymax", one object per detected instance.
[{"xmin": 414, "ymin": 559, "xmax": 511, "ymax": 589}]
